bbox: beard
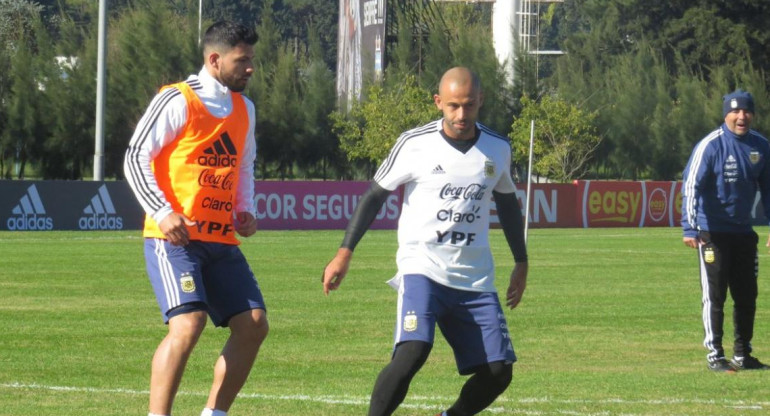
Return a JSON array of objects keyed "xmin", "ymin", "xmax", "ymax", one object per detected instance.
[{"xmin": 226, "ymin": 77, "xmax": 249, "ymax": 92}]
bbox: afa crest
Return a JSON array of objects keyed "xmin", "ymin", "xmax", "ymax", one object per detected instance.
[
  {"xmin": 750, "ymin": 150, "xmax": 761, "ymax": 164},
  {"xmin": 403, "ymin": 311, "xmax": 418, "ymax": 332},
  {"xmin": 180, "ymin": 273, "xmax": 196, "ymax": 293},
  {"xmin": 484, "ymin": 160, "xmax": 495, "ymax": 177},
  {"xmin": 704, "ymin": 248, "xmax": 715, "ymax": 264}
]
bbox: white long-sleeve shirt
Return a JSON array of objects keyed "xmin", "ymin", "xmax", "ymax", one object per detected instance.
[{"xmin": 123, "ymin": 67, "xmax": 257, "ymax": 225}]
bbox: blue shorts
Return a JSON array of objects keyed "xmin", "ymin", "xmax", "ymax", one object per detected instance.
[
  {"xmin": 144, "ymin": 238, "xmax": 266, "ymax": 327},
  {"xmin": 395, "ymin": 274, "xmax": 516, "ymax": 374}
]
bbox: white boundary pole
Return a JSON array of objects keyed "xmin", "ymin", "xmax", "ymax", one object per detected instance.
[
  {"xmin": 524, "ymin": 119, "xmax": 535, "ymax": 242},
  {"xmin": 198, "ymin": 0, "xmax": 203, "ymax": 46},
  {"xmin": 93, "ymin": 0, "xmax": 107, "ymax": 181}
]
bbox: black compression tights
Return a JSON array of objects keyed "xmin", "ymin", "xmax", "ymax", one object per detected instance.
[
  {"xmin": 446, "ymin": 361, "xmax": 512, "ymax": 416},
  {"xmin": 368, "ymin": 341, "xmax": 432, "ymax": 416},
  {"xmin": 367, "ymin": 341, "xmax": 513, "ymax": 416}
]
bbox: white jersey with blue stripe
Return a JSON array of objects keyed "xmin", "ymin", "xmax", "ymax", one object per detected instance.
[{"xmin": 375, "ymin": 119, "xmax": 516, "ymax": 292}]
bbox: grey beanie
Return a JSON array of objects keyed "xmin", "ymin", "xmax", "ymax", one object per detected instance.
[{"xmin": 723, "ymin": 89, "xmax": 755, "ymax": 117}]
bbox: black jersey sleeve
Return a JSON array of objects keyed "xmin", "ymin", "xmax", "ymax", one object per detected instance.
[
  {"xmin": 493, "ymin": 190, "xmax": 528, "ymax": 263},
  {"xmin": 340, "ymin": 182, "xmax": 392, "ymax": 250}
]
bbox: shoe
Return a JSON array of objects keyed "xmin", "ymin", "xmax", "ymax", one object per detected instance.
[
  {"xmin": 731, "ymin": 355, "xmax": 770, "ymax": 370},
  {"xmin": 708, "ymin": 358, "xmax": 736, "ymax": 372}
]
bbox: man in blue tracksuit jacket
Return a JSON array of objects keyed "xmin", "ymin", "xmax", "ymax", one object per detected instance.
[{"xmin": 682, "ymin": 89, "xmax": 770, "ymax": 372}]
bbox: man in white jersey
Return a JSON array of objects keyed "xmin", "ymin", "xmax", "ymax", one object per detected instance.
[{"xmin": 323, "ymin": 67, "xmax": 528, "ymax": 416}]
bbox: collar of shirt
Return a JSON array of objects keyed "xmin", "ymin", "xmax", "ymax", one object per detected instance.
[
  {"xmin": 187, "ymin": 67, "xmax": 232, "ymax": 118},
  {"xmin": 721, "ymin": 123, "xmax": 753, "ymax": 142}
]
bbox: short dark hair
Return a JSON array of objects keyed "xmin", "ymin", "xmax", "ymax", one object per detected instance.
[{"xmin": 202, "ymin": 21, "xmax": 257, "ymax": 51}]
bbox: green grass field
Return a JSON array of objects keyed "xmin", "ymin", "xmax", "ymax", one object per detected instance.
[{"xmin": 1, "ymin": 227, "xmax": 769, "ymax": 415}]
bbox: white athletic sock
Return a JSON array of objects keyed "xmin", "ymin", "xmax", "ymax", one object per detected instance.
[
  {"xmin": 201, "ymin": 408, "xmax": 227, "ymax": 416},
  {"xmin": 148, "ymin": 413, "xmax": 170, "ymax": 416}
]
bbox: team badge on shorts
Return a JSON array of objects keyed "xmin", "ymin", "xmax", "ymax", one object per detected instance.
[
  {"xmin": 484, "ymin": 160, "xmax": 495, "ymax": 177},
  {"xmin": 179, "ymin": 272, "xmax": 196, "ymax": 293},
  {"xmin": 750, "ymin": 150, "xmax": 761, "ymax": 164},
  {"xmin": 704, "ymin": 248, "xmax": 715, "ymax": 264},
  {"xmin": 403, "ymin": 311, "xmax": 418, "ymax": 332}
]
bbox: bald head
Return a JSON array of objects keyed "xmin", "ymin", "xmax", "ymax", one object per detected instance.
[
  {"xmin": 434, "ymin": 67, "xmax": 484, "ymax": 140},
  {"xmin": 438, "ymin": 67, "xmax": 481, "ymax": 96}
]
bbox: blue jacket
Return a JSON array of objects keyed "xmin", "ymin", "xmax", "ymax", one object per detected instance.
[{"xmin": 681, "ymin": 124, "xmax": 770, "ymax": 237}]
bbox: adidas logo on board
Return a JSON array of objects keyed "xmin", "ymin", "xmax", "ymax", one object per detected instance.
[
  {"xmin": 6, "ymin": 184, "xmax": 54, "ymax": 230},
  {"xmin": 78, "ymin": 185, "xmax": 124, "ymax": 230}
]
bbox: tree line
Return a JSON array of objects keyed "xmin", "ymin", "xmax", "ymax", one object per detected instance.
[
  {"xmin": 0, "ymin": 0, "xmax": 343, "ymax": 180},
  {"xmin": 1, "ymin": 0, "xmax": 769, "ymax": 182},
  {"xmin": 548, "ymin": 0, "xmax": 770, "ymax": 180}
]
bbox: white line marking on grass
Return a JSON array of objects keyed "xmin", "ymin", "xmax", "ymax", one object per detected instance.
[
  {"xmin": 0, "ymin": 234, "xmax": 142, "ymax": 243},
  {"xmin": 2, "ymin": 382, "xmax": 767, "ymax": 415},
  {"xmin": 0, "ymin": 383, "xmax": 515, "ymax": 413}
]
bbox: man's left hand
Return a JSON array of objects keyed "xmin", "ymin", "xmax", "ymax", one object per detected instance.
[
  {"xmin": 234, "ymin": 212, "xmax": 258, "ymax": 237},
  {"xmin": 506, "ymin": 262, "xmax": 528, "ymax": 309}
]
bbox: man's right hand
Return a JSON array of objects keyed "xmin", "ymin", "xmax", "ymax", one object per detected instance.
[
  {"xmin": 159, "ymin": 212, "xmax": 196, "ymax": 246},
  {"xmin": 683, "ymin": 236, "xmax": 700, "ymax": 249},
  {"xmin": 322, "ymin": 248, "xmax": 353, "ymax": 296}
]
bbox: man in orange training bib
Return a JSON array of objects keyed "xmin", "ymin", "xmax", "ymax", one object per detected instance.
[{"xmin": 124, "ymin": 21, "xmax": 267, "ymax": 416}]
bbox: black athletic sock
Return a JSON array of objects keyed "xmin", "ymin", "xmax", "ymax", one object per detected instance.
[
  {"xmin": 368, "ymin": 341, "xmax": 432, "ymax": 416},
  {"xmin": 447, "ymin": 361, "xmax": 512, "ymax": 416}
]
